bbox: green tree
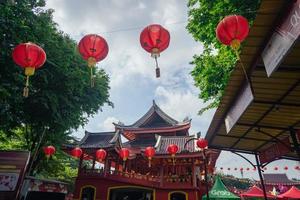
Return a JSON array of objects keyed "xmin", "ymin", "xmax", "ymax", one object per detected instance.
[
  {"xmin": 0, "ymin": 0, "xmax": 111, "ymax": 181},
  {"xmin": 186, "ymin": 0, "xmax": 261, "ymax": 114}
]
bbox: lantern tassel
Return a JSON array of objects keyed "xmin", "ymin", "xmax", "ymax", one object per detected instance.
[
  {"xmin": 154, "ymin": 56, "xmax": 160, "ymax": 78},
  {"xmin": 23, "ymin": 75, "xmax": 30, "ymax": 97},
  {"xmin": 148, "ymin": 159, "xmax": 152, "ymax": 168},
  {"xmin": 234, "ymin": 50, "xmax": 254, "ymax": 94},
  {"xmin": 90, "ymin": 67, "xmax": 95, "ymax": 87}
]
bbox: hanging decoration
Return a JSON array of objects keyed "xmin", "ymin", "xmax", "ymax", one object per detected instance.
[
  {"xmin": 71, "ymin": 147, "xmax": 83, "ymax": 158},
  {"xmin": 216, "ymin": 15, "xmax": 252, "ymax": 90},
  {"xmin": 167, "ymin": 144, "xmax": 179, "ymax": 165},
  {"xmin": 196, "ymin": 138, "xmax": 208, "ymax": 149},
  {"xmin": 140, "ymin": 24, "xmax": 170, "ymax": 78},
  {"xmin": 274, "ymin": 166, "xmax": 278, "ymax": 171},
  {"xmin": 144, "ymin": 146, "xmax": 155, "ymax": 167},
  {"xmin": 12, "ymin": 42, "xmax": 46, "ymax": 97},
  {"xmin": 119, "ymin": 148, "xmax": 130, "ymax": 168},
  {"xmin": 43, "ymin": 146, "xmax": 55, "ymax": 160},
  {"xmin": 284, "ymin": 166, "xmax": 288, "ymax": 170},
  {"xmin": 78, "ymin": 34, "xmax": 109, "ymax": 87},
  {"xmin": 96, "ymin": 149, "xmax": 107, "ymax": 162}
]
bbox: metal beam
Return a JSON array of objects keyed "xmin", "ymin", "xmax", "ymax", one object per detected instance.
[
  {"xmin": 217, "ymin": 134, "xmax": 277, "ymax": 143},
  {"xmin": 255, "ymin": 154, "xmax": 268, "ymax": 200},
  {"xmin": 253, "ymin": 100, "xmax": 300, "ymax": 107},
  {"xmin": 289, "ymin": 128, "xmax": 300, "ymax": 161}
]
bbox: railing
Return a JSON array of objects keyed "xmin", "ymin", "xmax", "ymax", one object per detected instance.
[{"xmin": 79, "ymin": 168, "xmax": 196, "ymax": 189}]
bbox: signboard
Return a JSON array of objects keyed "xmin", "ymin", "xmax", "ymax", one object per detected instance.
[
  {"xmin": 262, "ymin": 0, "xmax": 300, "ymax": 77},
  {"xmin": 259, "ymin": 137, "xmax": 291, "ymax": 164},
  {"xmin": 0, "ymin": 151, "xmax": 30, "ymax": 200},
  {"xmin": 225, "ymin": 81, "xmax": 254, "ymax": 133}
]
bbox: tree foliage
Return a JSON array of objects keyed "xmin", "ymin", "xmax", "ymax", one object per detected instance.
[
  {"xmin": 187, "ymin": 0, "xmax": 261, "ymax": 114},
  {"xmin": 0, "ymin": 0, "xmax": 111, "ymax": 181}
]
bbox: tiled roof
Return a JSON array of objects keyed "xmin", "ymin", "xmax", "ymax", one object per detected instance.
[
  {"xmin": 64, "ymin": 131, "xmax": 117, "ymax": 148},
  {"xmin": 263, "ymin": 174, "xmax": 300, "ymax": 185},
  {"xmin": 115, "ymin": 101, "xmax": 187, "ymax": 129},
  {"xmin": 123, "ymin": 137, "xmax": 157, "ymax": 148},
  {"xmin": 155, "ymin": 135, "xmax": 195, "ymax": 154}
]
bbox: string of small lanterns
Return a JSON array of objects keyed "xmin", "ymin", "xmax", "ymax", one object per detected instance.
[{"xmin": 216, "ymin": 166, "xmax": 300, "ymax": 172}]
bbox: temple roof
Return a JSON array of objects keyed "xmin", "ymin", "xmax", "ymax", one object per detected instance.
[
  {"xmin": 114, "ymin": 100, "xmax": 190, "ymax": 129},
  {"xmin": 154, "ymin": 135, "xmax": 195, "ymax": 154},
  {"xmin": 64, "ymin": 131, "xmax": 119, "ymax": 149},
  {"xmin": 262, "ymin": 174, "xmax": 300, "ymax": 185}
]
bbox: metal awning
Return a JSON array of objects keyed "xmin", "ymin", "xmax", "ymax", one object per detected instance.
[{"xmin": 205, "ymin": 0, "xmax": 300, "ymax": 162}]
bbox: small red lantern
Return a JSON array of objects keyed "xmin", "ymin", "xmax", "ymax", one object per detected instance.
[
  {"xmin": 216, "ymin": 15, "xmax": 249, "ymax": 50},
  {"xmin": 71, "ymin": 147, "xmax": 83, "ymax": 158},
  {"xmin": 78, "ymin": 34, "xmax": 109, "ymax": 87},
  {"xmin": 140, "ymin": 24, "xmax": 170, "ymax": 78},
  {"xmin": 227, "ymin": 168, "xmax": 230, "ymax": 171},
  {"xmin": 295, "ymin": 166, "xmax": 300, "ymax": 170},
  {"xmin": 119, "ymin": 148, "xmax": 130, "ymax": 161},
  {"xmin": 43, "ymin": 145, "xmax": 55, "ymax": 159},
  {"xmin": 234, "ymin": 168, "xmax": 237, "ymax": 171},
  {"xmin": 196, "ymin": 138, "xmax": 208, "ymax": 149},
  {"xmin": 12, "ymin": 42, "xmax": 46, "ymax": 97},
  {"xmin": 167, "ymin": 144, "xmax": 179, "ymax": 165},
  {"xmin": 240, "ymin": 168, "xmax": 243, "ymax": 171},
  {"xmin": 96, "ymin": 149, "xmax": 107, "ymax": 162},
  {"xmin": 274, "ymin": 166, "xmax": 278, "ymax": 171},
  {"xmin": 284, "ymin": 166, "xmax": 288, "ymax": 170},
  {"xmin": 253, "ymin": 167, "xmax": 256, "ymax": 171},
  {"xmin": 145, "ymin": 147, "xmax": 155, "ymax": 167},
  {"xmin": 246, "ymin": 167, "xmax": 250, "ymax": 171},
  {"xmin": 220, "ymin": 167, "xmax": 223, "ymax": 170}
]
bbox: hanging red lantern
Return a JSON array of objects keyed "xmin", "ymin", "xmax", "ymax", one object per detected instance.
[
  {"xmin": 246, "ymin": 167, "xmax": 250, "ymax": 171},
  {"xmin": 295, "ymin": 166, "xmax": 300, "ymax": 170},
  {"xmin": 78, "ymin": 34, "xmax": 109, "ymax": 87},
  {"xmin": 43, "ymin": 145, "xmax": 55, "ymax": 159},
  {"xmin": 71, "ymin": 147, "xmax": 83, "ymax": 158},
  {"xmin": 253, "ymin": 167, "xmax": 256, "ymax": 171},
  {"xmin": 96, "ymin": 149, "xmax": 107, "ymax": 162},
  {"xmin": 12, "ymin": 42, "xmax": 46, "ymax": 97},
  {"xmin": 240, "ymin": 168, "xmax": 243, "ymax": 171},
  {"xmin": 216, "ymin": 15, "xmax": 249, "ymax": 50},
  {"xmin": 227, "ymin": 168, "xmax": 230, "ymax": 171},
  {"xmin": 234, "ymin": 168, "xmax": 237, "ymax": 171},
  {"xmin": 196, "ymin": 138, "xmax": 208, "ymax": 149},
  {"xmin": 167, "ymin": 144, "xmax": 179, "ymax": 165},
  {"xmin": 140, "ymin": 24, "xmax": 170, "ymax": 78},
  {"xmin": 144, "ymin": 147, "xmax": 155, "ymax": 167},
  {"xmin": 274, "ymin": 166, "xmax": 278, "ymax": 171},
  {"xmin": 284, "ymin": 166, "xmax": 288, "ymax": 170},
  {"xmin": 119, "ymin": 148, "xmax": 130, "ymax": 161}
]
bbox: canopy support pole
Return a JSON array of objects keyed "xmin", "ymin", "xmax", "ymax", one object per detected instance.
[
  {"xmin": 203, "ymin": 149, "xmax": 210, "ymax": 200},
  {"xmin": 255, "ymin": 154, "xmax": 267, "ymax": 200},
  {"xmin": 290, "ymin": 128, "xmax": 300, "ymax": 161}
]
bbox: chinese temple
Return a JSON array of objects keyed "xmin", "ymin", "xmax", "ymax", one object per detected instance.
[{"xmin": 63, "ymin": 101, "xmax": 219, "ymax": 200}]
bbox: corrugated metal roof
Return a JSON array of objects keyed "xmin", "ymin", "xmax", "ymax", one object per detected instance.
[
  {"xmin": 205, "ymin": 0, "xmax": 300, "ymax": 160},
  {"xmin": 155, "ymin": 136, "xmax": 195, "ymax": 154}
]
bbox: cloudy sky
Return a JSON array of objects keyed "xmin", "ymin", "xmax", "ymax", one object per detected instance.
[{"xmin": 45, "ymin": 0, "xmax": 299, "ymax": 179}]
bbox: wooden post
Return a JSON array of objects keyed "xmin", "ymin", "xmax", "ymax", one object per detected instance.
[
  {"xmin": 192, "ymin": 159, "xmax": 197, "ymax": 187},
  {"xmin": 160, "ymin": 161, "xmax": 164, "ymax": 187}
]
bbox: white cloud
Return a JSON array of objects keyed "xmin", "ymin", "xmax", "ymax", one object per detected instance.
[{"xmin": 100, "ymin": 116, "xmax": 119, "ymax": 131}]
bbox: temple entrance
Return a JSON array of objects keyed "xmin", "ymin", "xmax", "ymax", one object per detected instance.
[
  {"xmin": 108, "ymin": 187, "xmax": 154, "ymax": 200},
  {"xmin": 80, "ymin": 186, "xmax": 96, "ymax": 200},
  {"xmin": 169, "ymin": 192, "xmax": 187, "ymax": 200}
]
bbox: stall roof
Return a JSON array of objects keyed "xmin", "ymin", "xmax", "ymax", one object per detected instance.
[{"xmin": 205, "ymin": 0, "xmax": 300, "ymax": 161}]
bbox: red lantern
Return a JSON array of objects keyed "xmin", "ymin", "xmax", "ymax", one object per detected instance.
[
  {"xmin": 295, "ymin": 166, "xmax": 300, "ymax": 170},
  {"xmin": 96, "ymin": 149, "xmax": 107, "ymax": 162},
  {"xmin": 78, "ymin": 34, "xmax": 109, "ymax": 87},
  {"xmin": 227, "ymin": 168, "xmax": 230, "ymax": 171},
  {"xmin": 274, "ymin": 166, "xmax": 278, "ymax": 171},
  {"xmin": 284, "ymin": 166, "xmax": 288, "ymax": 170},
  {"xmin": 119, "ymin": 148, "xmax": 130, "ymax": 161},
  {"xmin": 43, "ymin": 145, "xmax": 55, "ymax": 159},
  {"xmin": 71, "ymin": 147, "xmax": 83, "ymax": 158},
  {"xmin": 220, "ymin": 167, "xmax": 223, "ymax": 170},
  {"xmin": 140, "ymin": 24, "xmax": 170, "ymax": 78},
  {"xmin": 196, "ymin": 138, "xmax": 208, "ymax": 149},
  {"xmin": 167, "ymin": 144, "xmax": 179, "ymax": 165},
  {"xmin": 234, "ymin": 168, "xmax": 237, "ymax": 171},
  {"xmin": 216, "ymin": 15, "xmax": 249, "ymax": 50},
  {"xmin": 145, "ymin": 147, "xmax": 155, "ymax": 167},
  {"xmin": 253, "ymin": 167, "xmax": 256, "ymax": 171},
  {"xmin": 246, "ymin": 167, "xmax": 250, "ymax": 171},
  {"xmin": 12, "ymin": 42, "xmax": 46, "ymax": 97},
  {"xmin": 240, "ymin": 168, "xmax": 243, "ymax": 171}
]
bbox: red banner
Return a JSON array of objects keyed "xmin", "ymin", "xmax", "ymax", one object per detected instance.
[{"xmin": 259, "ymin": 137, "xmax": 291, "ymax": 164}]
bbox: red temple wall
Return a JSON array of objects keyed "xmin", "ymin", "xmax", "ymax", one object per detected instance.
[{"xmin": 73, "ymin": 177, "xmax": 205, "ymax": 200}]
